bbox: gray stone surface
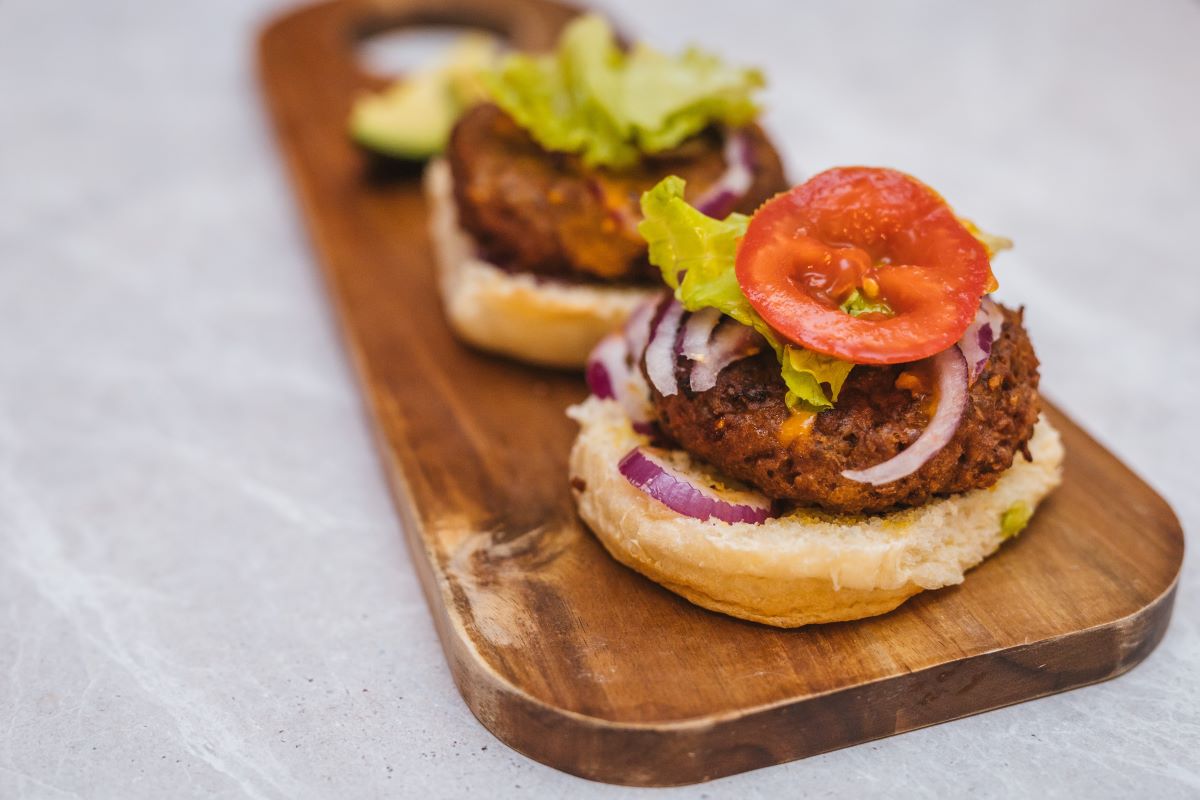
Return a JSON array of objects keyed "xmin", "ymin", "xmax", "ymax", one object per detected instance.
[{"xmin": 1, "ymin": 0, "xmax": 1196, "ymax": 797}]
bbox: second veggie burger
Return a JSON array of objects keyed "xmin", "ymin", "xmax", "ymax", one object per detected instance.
[{"xmin": 427, "ymin": 15, "xmax": 788, "ymax": 368}]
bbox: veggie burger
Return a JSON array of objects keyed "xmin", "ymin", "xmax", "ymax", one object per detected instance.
[
  {"xmin": 426, "ymin": 15, "xmax": 788, "ymax": 367},
  {"xmin": 569, "ymin": 168, "xmax": 1064, "ymax": 627}
]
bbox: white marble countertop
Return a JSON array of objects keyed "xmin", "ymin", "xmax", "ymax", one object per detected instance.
[{"xmin": 1, "ymin": 0, "xmax": 1197, "ymax": 797}]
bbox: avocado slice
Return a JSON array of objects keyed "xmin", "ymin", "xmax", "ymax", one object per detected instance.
[
  {"xmin": 349, "ymin": 34, "xmax": 497, "ymax": 161},
  {"xmin": 350, "ymin": 73, "xmax": 457, "ymax": 160}
]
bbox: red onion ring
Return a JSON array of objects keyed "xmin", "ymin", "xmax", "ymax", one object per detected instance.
[
  {"xmin": 586, "ymin": 332, "xmax": 654, "ymax": 429},
  {"xmin": 692, "ymin": 129, "xmax": 754, "ymax": 218},
  {"xmin": 958, "ymin": 312, "xmax": 992, "ymax": 385},
  {"xmin": 841, "ymin": 346, "xmax": 969, "ymax": 486},
  {"xmin": 681, "ymin": 307, "xmax": 722, "ymax": 361},
  {"xmin": 618, "ymin": 447, "xmax": 774, "ymax": 524},
  {"xmin": 690, "ymin": 321, "xmax": 762, "ymax": 392},
  {"xmin": 645, "ymin": 299, "xmax": 685, "ymax": 397},
  {"xmin": 623, "ymin": 295, "xmax": 659, "ymax": 361},
  {"xmin": 585, "ymin": 333, "xmax": 624, "ymax": 400},
  {"xmin": 980, "ymin": 295, "xmax": 1004, "ymax": 338},
  {"xmin": 958, "ymin": 296, "xmax": 1005, "ymax": 384}
]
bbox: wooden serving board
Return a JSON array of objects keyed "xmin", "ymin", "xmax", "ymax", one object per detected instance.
[{"xmin": 257, "ymin": 0, "xmax": 1184, "ymax": 785}]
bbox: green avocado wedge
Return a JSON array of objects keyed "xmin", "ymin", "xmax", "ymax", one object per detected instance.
[{"xmin": 349, "ymin": 34, "xmax": 497, "ymax": 161}]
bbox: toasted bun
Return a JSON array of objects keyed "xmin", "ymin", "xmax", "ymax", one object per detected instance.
[
  {"xmin": 425, "ymin": 159, "xmax": 657, "ymax": 369},
  {"xmin": 568, "ymin": 397, "xmax": 1064, "ymax": 627}
]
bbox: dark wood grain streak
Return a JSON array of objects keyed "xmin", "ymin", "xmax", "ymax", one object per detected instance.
[{"xmin": 257, "ymin": 0, "xmax": 1184, "ymax": 785}]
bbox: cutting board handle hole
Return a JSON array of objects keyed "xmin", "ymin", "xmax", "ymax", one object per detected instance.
[
  {"xmin": 353, "ymin": 22, "xmax": 505, "ymax": 79},
  {"xmin": 347, "ymin": 0, "xmax": 571, "ymax": 82}
]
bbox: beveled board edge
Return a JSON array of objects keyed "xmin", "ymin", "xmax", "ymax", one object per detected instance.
[{"xmin": 379, "ymin": 407, "xmax": 1180, "ymax": 786}]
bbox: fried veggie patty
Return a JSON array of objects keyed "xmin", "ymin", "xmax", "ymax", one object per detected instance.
[{"xmin": 650, "ymin": 306, "xmax": 1041, "ymax": 514}]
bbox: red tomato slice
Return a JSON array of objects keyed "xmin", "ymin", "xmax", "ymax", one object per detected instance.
[{"xmin": 734, "ymin": 167, "xmax": 991, "ymax": 365}]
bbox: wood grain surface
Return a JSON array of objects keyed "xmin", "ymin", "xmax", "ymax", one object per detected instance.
[{"xmin": 257, "ymin": 0, "xmax": 1184, "ymax": 785}]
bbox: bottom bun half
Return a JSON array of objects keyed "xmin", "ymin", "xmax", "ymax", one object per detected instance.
[
  {"xmin": 568, "ymin": 397, "xmax": 1065, "ymax": 627},
  {"xmin": 425, "ymin": 159, "xmax": 657, "ymax": 369}
]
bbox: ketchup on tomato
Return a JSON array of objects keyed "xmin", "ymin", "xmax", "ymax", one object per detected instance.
[{"xmin": 735, "ymin": 167, "xmax": 991, "ymax": 365}]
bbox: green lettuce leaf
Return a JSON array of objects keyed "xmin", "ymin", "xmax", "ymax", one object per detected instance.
[
  {"xmin": 638, "ymin": 177, "xmax": 854, "ymax": 411},
  {"xmin": 485, "ymin": 15, "xmax": 763, "ymax": 169},
  {"xmin": 839, "ymin": 289, "xmax": 892, "ymax": 318}
]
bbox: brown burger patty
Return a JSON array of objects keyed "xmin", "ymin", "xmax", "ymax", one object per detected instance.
[
  {"xmin": 650, "ymin": 306, "xmax": 1041, "ymax": 514},
  {"xmin": 446, "ymin": 103, "xmax": 789, "ymax": 283}
]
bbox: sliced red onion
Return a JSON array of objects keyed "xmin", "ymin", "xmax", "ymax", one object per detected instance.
[
  {"xmin": 585, "ymin": 333, "xmax": 624, "ymax": 400},
  {"xmin": 980, "ymin": 296, "xmax": 1004, "ymax": 340},
  {"xmin": 958, "ymin": 296, "xmax": 1005, "ymax": 384},
  {"xmin": 618, "ymin": 447, "xmax": 774, "ymax": 524},
  {"xmin": 958, "ymin": 312, "xmax": 992, "ymax": 385},
  {"xmin": 841, "ymin": 346, "xmax": 969, "ymax": 486},
  {"xmin": 623, "ymin": 295, "xmax": 659, "ymax": 360},
  {"xmin": 620, "ymin": 369, "xmax": 655, "ymax": 430},
  {"xmin": 645, "ymin": 299, "xmax": 684, "ymax": 397},
  {"xmin": 681, "ymin": 307, "xmax": 722, "ymax": 361},
  {"xmin": 692, "ymin": 129, "xmax": 754, "ymax": 218},
  {"xmin": 690, "ymin": 322, "xmax": 762, "ymax": 392},
  {"xmin": 585, "ymin": 332, "xmax": 654, "ymax": 428}
]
